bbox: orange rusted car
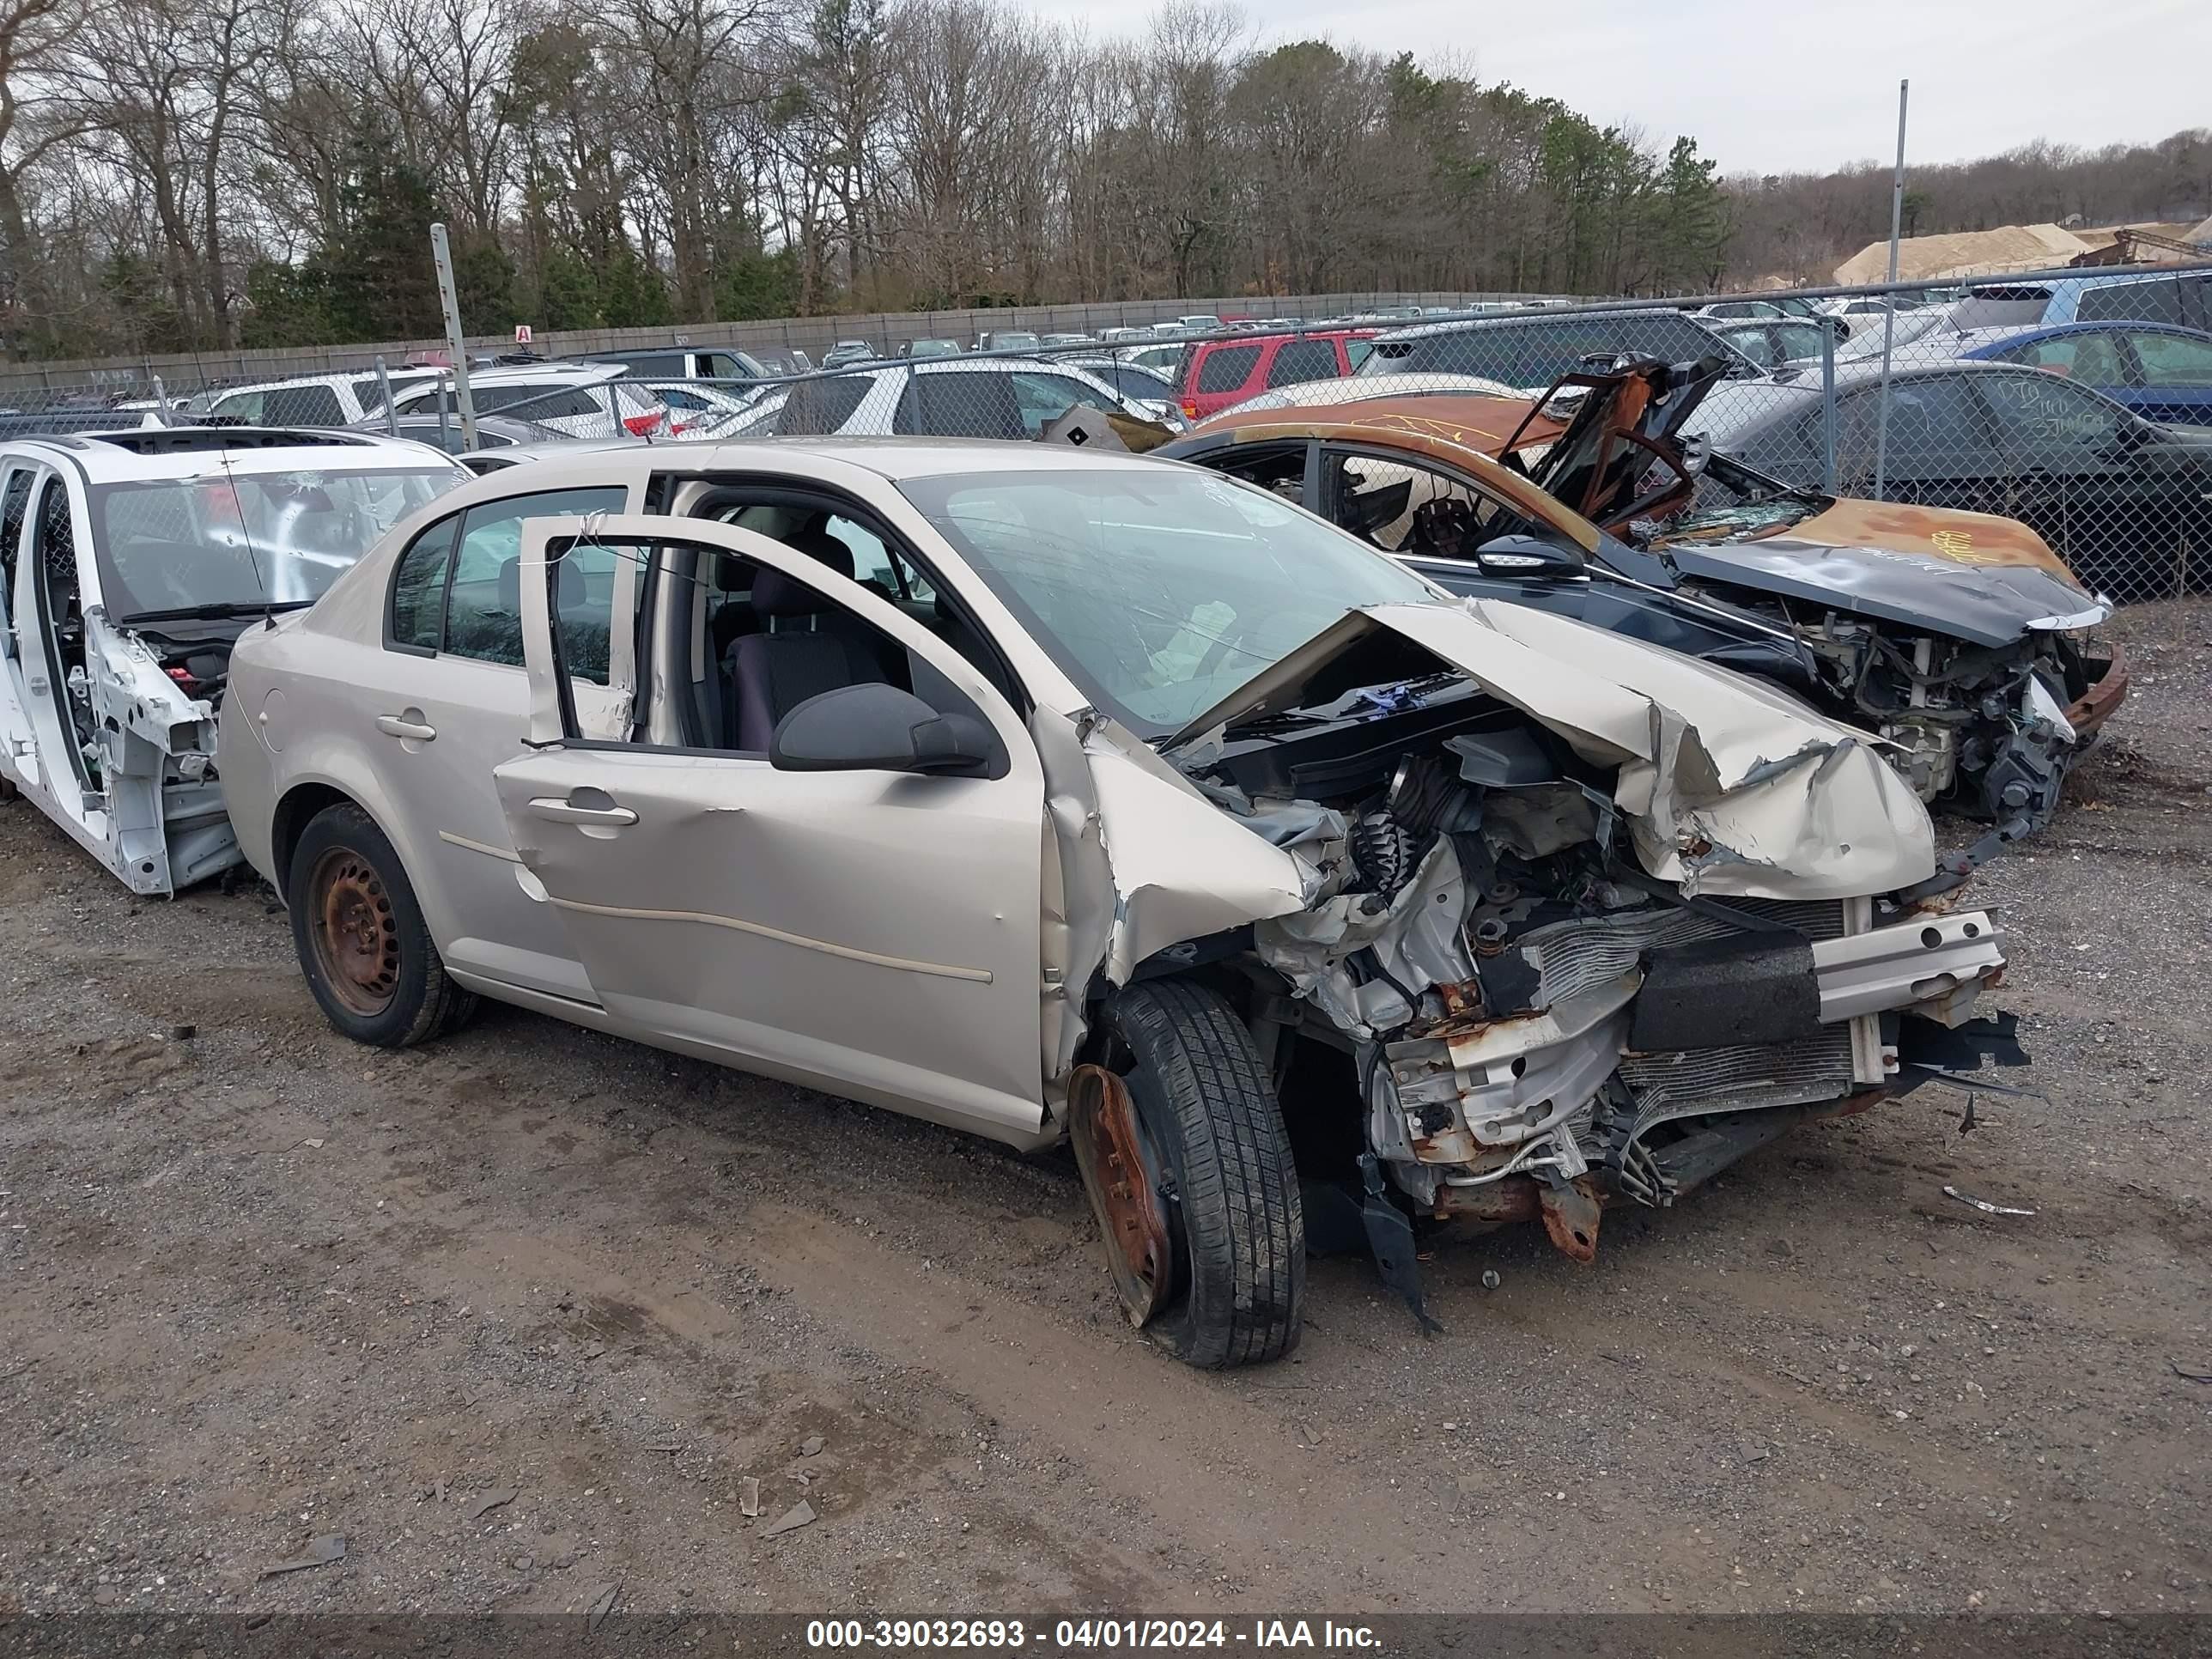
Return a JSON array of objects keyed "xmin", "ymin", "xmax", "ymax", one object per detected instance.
[{"xmin": 1162, "ymin": 359, "xmax": 2126, "ymax": 844}]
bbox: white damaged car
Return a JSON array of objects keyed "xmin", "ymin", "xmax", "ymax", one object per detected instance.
[
  {"xmin": 0, "ymin": 427, "xmax": 467, "ymax": 891},
  {"xmin": 216, "ymin": 443, "xmax": 2023, "ymax": 1364}
]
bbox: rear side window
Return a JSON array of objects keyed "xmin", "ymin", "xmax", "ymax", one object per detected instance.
[
  {"xmin": 2075, "ymin": 277, "xmax": 2193, "ymax": 328},
  {"xmin": 2130, "ymin": 331, "xmax": 2212, "ymax": 385},
  {"xmin": 615, "ymin": 353, "xmax": 683, "ymax": 375},
  {"xmin": 1195, "ymin": 345, "xmax": 1261, "ymax": 394},
  {"xmin": 388, "ymin": 514, "xmax": 462, "ymax": 650},
  {"xmin": 473, "ymin": 386, "xmax": 599, "ymax": 420},
  {"xmin": 261, "ymin": 385, "xmax": 346, "ymax": 425},
  {"xmin": 893, "ymin": 374, "xmax": 1024, "ymax": 440},
  {"xmin": 781, "ymin": 374, "xmax": 872, "ymax": 434},
  {"xmin": 400, "ymin": 487, "xmax": 626, "ymax": 667},
  {"xmin": 2002, "ymin": 331, "xmax": 2127, "ymax": 384},
  {"xmin": 1267, "ymin": 339, "xmax": 1340, "ymax": 387}
]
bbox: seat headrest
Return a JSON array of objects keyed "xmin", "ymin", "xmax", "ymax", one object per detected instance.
[
  {"xmin": 750, "ymin": 565, "xmax": 829, "ymax": 618},
  {"xmin": 787, "ymin": 526, "xmax": 855, "ymax": 580},
  {"xmin": 495, "ymin": 552, "xmax": 586, "ymax": 615}
]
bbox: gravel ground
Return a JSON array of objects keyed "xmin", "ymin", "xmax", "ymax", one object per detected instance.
[{"xmin": 2, "ymin": 601, "xmax": 2208, "ymax": 1623}]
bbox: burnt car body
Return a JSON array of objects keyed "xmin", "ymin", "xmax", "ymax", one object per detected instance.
[{"xmin": 1161, "ymin": 359, "xmax": 2127, "ymax": 847}]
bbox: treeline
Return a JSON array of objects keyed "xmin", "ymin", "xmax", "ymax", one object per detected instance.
[
  {"xmin": 1722, "ymin": 131, "xmax": 2212, "ymax": 281},
  {"xmin": 0, "ymin": 0, "xmax": 2203, "ymax": 362}
]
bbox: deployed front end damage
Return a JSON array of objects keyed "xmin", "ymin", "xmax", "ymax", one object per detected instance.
[
  {"xmin": 1054, "ymin": 597, "xmax": 2021, "ymax": 1321},
  {"xmin": 1522, "ymin": 356, "xmax": 2126, "ymax": 842}
]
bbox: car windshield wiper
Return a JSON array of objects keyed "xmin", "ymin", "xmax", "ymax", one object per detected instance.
[{"xmin": 121, "ymin": 600, "xmax": 313, "ymax": 624}]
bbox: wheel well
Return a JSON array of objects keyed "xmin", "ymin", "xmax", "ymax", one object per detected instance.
[{"xmin": 270, "ymin": 782, "xmax": 354, "ymax": 895}]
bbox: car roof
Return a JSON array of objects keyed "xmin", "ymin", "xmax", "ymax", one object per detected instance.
[
  {"xmin": 471, "ymin": 434, "xmax": 1177, "ymax": 486},
  {"xmin": 209, "ymin": 368, "xmax": 440, "ymax": 396},
  {"xmin": 448, "ymin": 362, "xmax": 623, "ymax": 386},
  {"xmin": 0, "ymin": 425, "xmax": 463, "ymax": 482},
  {"xmin": 1372, "ymin": 307, "xmax": 1713, "ymax": 340}
]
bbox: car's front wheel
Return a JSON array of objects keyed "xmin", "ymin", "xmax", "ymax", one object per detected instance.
[
  {"xmin": 287, "ymin": 802, "xmax": 477, "ymax": 1048},
  {"xmin": 1076, "ymin": 980, "xmax": 1305, "ymax": 1368}
]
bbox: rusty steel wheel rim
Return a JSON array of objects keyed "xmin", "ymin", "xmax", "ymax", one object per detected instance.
[
  {"xmin": 308, "ymin": 848, "xmax": 401, "ymax": 1018},
  {"xmin": 1067, "ymin": 1063, "xmax": 1176, "ymax": 1328}
]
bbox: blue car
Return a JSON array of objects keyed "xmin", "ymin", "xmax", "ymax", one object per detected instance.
[{"xmin": 1952, "ymin": 320, "xmax": 2212, "ymax": 428}]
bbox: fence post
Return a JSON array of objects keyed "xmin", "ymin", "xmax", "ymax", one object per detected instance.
[
  {"xmin": 428, "ymin": 222, "xmax": 477, "ymax": 449},
  {"xmin": 375, "ymin": 356, "xmax": 398, "ymax": 437},
  {"xmin": 1869, "ymin": 78, "xmax": 1910, "ymax": 503},
  {"xmin": 151, "ymin": 375, "xmax": 170, "ymax": 425},
  {"xmin": 1820, "ymin": 317, "xmax": 1838, "ymax": 494}
]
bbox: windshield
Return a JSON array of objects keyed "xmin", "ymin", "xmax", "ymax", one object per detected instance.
[
  {"xmin": 898, "ymin": 466, "xmax": 1437, "ymax": 738},
  {"xmin": 91, "ymin": 465, "xmax": 461, "ymax": 618}
]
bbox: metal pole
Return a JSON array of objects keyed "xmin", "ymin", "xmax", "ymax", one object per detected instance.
[
  {"xmin": 151, "ymin": 374, "xmax": 170, "ymax": 425},
  {"xmin": 1870, "ymin": 78, "xmax": 1909, "ymax": 502},
  {"xmin": 429, "ymin": 222, "xmax": 477, "ymax": 449},
  {"xmin": 1820, "ymin": 315, "xmax": 1838, "ymax": 493},
  {"xmin": 374, "ymin": 356, "xmax": 398, "ymax": 436}
]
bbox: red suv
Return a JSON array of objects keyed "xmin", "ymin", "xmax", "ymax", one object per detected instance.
[{"xmin": 1173, "ymin": 330, "xmax": 1376, "ymax": 422}]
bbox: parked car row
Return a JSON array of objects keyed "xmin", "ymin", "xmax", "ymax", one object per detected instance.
[{"xmin": 2, "ymin": 356, "xmax": 2061, "ymax": 1365}]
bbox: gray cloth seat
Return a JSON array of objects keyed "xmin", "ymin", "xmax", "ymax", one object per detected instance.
[{"xmin": 724, "ymin": 530, "xmax": 901, "ymax": 750}]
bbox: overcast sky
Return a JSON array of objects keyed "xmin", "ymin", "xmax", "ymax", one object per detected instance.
[{"xmin": 1026, "ymin": 0, "xmax": 2211, "ymax": 177}]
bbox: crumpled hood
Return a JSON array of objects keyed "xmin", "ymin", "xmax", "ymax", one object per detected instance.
[
  {"xmin": 1169, "ymin": 598, "xmax": 1936, "ymax": 902},
  {"xmin": 1659, "ymin": 498, "xmax": 2105, "ymax": 647}
]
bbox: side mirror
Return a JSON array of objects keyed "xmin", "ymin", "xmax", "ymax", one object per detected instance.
[
  {"xmin": 769, "ymin": 683, "xmax": 996, "ymax": 777},
  {"xmin": 1473, "ymin": 534, "xmax": 1588, "ymax": 580}
]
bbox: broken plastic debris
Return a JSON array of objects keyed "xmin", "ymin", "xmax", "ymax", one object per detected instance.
[
  {"xmin": 739, "ymin": 1477, "xmax": 762, "ymax": 1517},
  {"xmin": 1942, "ymin": 1186, "xmax": 2035, "ymax": 1217},
  {"xmin": 763, "ymin": 1500, "xmax": 817, "ymax": 1538},
  {"xmin": 465, "ymin": 1486, "xmax": 519, "ymax": 1522},
  {"xmin": 586, "ymin": 1581, "xmax": 621, "ymax": 1632},
  {"xmin": 259, "ymin": 1534, "xmax": 345, "ymax": 1577}
]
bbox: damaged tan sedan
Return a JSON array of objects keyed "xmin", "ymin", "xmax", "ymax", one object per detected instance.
[{"xmin": 217, "ymin": 442, "xmax": 2021, "ymax": 1366}]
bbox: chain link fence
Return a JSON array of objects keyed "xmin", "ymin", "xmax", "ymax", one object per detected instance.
[{"xmin": 3, "ymin": 268, "xmax": 2208, "ymax": 605}]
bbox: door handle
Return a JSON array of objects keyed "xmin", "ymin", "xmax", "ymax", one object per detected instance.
[
  {"xmin": 526, "ymin": 796, "xmax": 638, "ymax": 827},
  {"xmin": 375, "ymin": 713, "xmax": 437, "ymax": 742}
]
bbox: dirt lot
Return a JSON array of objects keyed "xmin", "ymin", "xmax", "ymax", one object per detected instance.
[{"xmin": 3, "ymin": 602, "xmax": 2209, "ymax": 1625}]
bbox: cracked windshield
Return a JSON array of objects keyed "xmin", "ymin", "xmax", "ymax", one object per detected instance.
[
  {"xmin": 899, "ymin": 467, "xmax": 1434, "ymax": 735},
  {"xmin": 91, "ymin": 466, "xmax": 457, "ymax": 618}
]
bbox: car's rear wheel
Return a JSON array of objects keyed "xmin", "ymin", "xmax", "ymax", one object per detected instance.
[
  {"xmin": 1075, "ymin": 980, "xmax": 1304, "ymax": 1368},
  {"xmin": 287, "ymin": 803, "xmax": 476, "ymax": 1048}
]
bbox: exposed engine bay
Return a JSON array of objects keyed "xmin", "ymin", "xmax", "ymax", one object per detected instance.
[
  {"xmin": 1648, "ymin": 459, "xmax": 2119, "ymax": 840},
  {"xmin": 1068, "ymin": 598, "xmax": 2022, "ymax": 1316}
]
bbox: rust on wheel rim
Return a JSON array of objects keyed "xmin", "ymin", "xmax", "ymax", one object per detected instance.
[
  {"xmin": 1067, "ymin": 1063, "xmax": 1174, "ymax": 1328},
  {"xmin": 309, "ymin": 848, "xmax": 401, "ymax": 1018}
]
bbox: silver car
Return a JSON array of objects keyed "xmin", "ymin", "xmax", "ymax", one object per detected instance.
[{"xmin": 218, "ymin": 441, "xmax": 2017, "ymax": 1365}]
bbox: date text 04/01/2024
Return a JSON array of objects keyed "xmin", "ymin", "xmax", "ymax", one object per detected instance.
[{"xmin": 804, "ymin": 1620, "xmax": 1382, "ymax": 1650}]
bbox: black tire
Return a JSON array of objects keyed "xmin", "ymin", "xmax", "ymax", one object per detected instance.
[
  {"xmin": 1104, "ymin": 979, "xmax": 1304, "ymax": 1368},
  {"xmin": 286, "ymin": 802, "xmax": 477, "ymax": 1048}
]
